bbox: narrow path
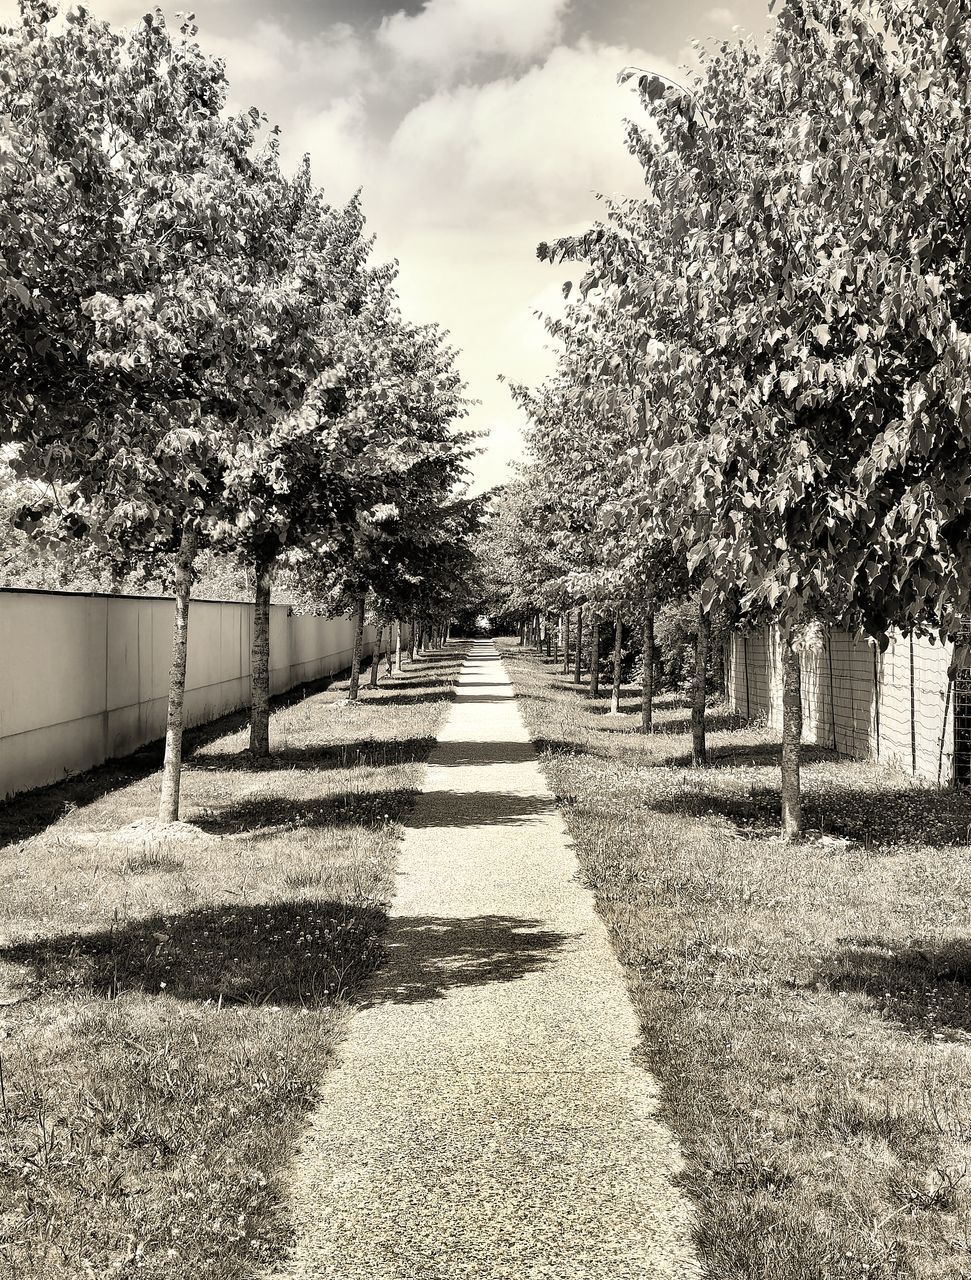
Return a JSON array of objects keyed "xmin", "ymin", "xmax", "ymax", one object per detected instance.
[{"xmin": 274, "ymin": 640, "xmax": 701, "ymax": 1280}]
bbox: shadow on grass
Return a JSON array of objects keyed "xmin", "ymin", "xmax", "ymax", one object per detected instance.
[
  {"xmin": 651, "ymin": 780, "xmax": 971, "ymax": 850},
  {"xmin": 408, "ymin": 654, "xmax": 466, "ymax": 671},
  {"xmin": 818, "ymin": 938, "xmax": 971, "ymax": 1040},
  {"xmin": 370, "ymin": 688, "xmax": 459, "ymax": 707},
  {"xmin": 192, "ymin": 788, "xmax": 419, "ymax": 836},
  {"xmin": 534, "ymin": 737, "xmax": 602, "ymax": 760},
  {"xmin": 193, "ymin": 736, "xmax": 435, "ymax": 774},
  {"xmin": 645, "ymin": 711, "xmax": 745, "ymax": 736},
  {"xmin": 662, "ymin": 741, "xmax": 837, "ymax": 770},
  {"xmin": 0, "ymin": 900, "xmax": 385, "ymax": 1005},
  {"xmin": 199, "ymin": 737, "xmax": 540, "ymax": 774},
  {"xmin": 0, "ymin": 906, "xmax": 569, "ymax": 1008}
]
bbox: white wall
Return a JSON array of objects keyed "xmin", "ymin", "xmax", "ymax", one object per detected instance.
[{"xmin": 0, "ymin": 589, "xmax": 395, "ymax": 800}]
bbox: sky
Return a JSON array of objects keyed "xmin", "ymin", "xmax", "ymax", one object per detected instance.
[{"xmin": 2, "ymin": 0, "xmax": 772, "ymax": 491}]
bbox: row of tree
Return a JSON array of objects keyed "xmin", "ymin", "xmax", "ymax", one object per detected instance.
[
  {"xmin": 0, "ymin": 1, "xmax": 479, "ymax": 822},
  {"xmin": 488, "ymin": 0, "xmax": 971, "ymax": 839}
]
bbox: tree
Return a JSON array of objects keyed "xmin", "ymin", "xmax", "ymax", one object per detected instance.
[
  {"xmin": 2, "ymin": 4, "xmax": 324, "ymax": 821},
  {"xmin": 219, "ymin": 185, "xmax": 401, "ymax": 754},
  {"xmin": 290, "ymin": 316, "xmax": 472, "ymax": 701}
]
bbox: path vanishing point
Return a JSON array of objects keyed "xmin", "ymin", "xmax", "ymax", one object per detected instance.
[{"xmin": 273, "ymin": 639, "xmax": 702, "ymax": 1280}]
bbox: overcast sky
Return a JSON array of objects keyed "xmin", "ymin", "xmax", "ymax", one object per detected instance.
[{"xmin": 4, "ymin": 0, "xmax": 771, "ymax": 490}]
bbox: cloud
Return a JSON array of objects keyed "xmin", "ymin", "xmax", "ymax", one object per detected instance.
[
  {"xmin": 285, "ymin": 95, "xmax": 374, "ymax": 200},
  {"xmin": 320, "ymin": 37, "xmax": 675, "ymax": 493},
  {"xmin": 378, "ymin": 39, "xmax": 668, "ymax": 231},
  {"xmin": 377, "ymin": 0, "xmax": 568, "ymax": 75},
  {"xmin": 206, "ymin": 20, "xmax": 368, "ymax": 103},
  {"xmin": 706, "ymin": 7, "xmax": 737, "ymax": 25}
]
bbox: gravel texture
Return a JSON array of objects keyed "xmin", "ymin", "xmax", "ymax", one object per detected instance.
[{"xmin": 271, "ymin": 640, "xmax": 702, "ymax": 1279}]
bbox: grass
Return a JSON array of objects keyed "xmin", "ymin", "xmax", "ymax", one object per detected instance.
[
  {"xmin": 0, "ymin": 646, "xmax": 463, "ymax": 1280},
  {"xmin": 501, "ymin": 639, "xmax": 971, "ymax": 1280}
]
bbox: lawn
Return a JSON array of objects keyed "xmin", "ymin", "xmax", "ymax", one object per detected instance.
[
  {"xmin": 0, "ymin": 645, "xmax": 463, "ymax": 1280},
  {"xmin": 501, "ymin": 639, "xmax": 971, "ymax": 1280}
]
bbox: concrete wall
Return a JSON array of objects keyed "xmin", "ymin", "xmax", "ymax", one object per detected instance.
[
  {"xmin": 726, "ymin": 625, "xmax": 955, "ymax": 784},
  {"xmin": 0, "ymin": 588, "xmax": 398, "ymax": 800}
]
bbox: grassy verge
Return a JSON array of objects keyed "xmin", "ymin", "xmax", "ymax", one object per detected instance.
[
  {"xmin": 0, "ymin": 645, "xmax": 463, "ymax": 1279},
  {"xmin": 501, "ymin": 639, "xmax": 971, "ymax": 1280}
]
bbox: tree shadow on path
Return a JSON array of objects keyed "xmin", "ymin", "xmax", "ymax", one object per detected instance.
[
  {"xmin": 364, "ymin": 914, "xmax": 572, "ymax": 1006},
  {"xmin": 432, "ymin": 742, "xmax": 537, "ymax": 766},
  {"xmin": 406, "ymin": 791, "xmax": 555, "ymax": 828}
]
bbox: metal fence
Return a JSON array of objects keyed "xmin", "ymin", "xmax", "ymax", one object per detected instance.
[{"xmin": 725, "ymin": 625, "xmax": 956, "ymax": 784}]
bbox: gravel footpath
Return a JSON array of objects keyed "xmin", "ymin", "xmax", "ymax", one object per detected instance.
[{"xmin": 271, "ymin": 639, "xmax": 702, "ymax": 1280}]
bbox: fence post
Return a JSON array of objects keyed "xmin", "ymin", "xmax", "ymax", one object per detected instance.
[
  {"xmin": 910, "ymin": 634, "xmax": 917, "ymax": 776},
  {"xmin": 938, "ymin": 674, "xmax": 954, "ymax": 786},
  {"xmin": 827, "ymin": 631, "xmax": 838, "ymax": 754},
  {"xmin": 743, "ymin": 633, "xmax": 751, "ymax": 720}
]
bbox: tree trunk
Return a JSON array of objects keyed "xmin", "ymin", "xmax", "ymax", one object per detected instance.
[
  {"xmin": 589, "ymin": 614, "xmax": 600, "ymax": 698},
  {"xmin": 249, "ymin": 562, "xmax": 273, "ymax": 757},
  {"xmin": 641, "ymin": 611, "xmax": 655, "ymax": 734},
  {"xmin": 348, "ymin": 595, "xmax": 366, "ymax": 701},
  {"xmin": 610, "ymin": 610, "xmax": 623, "ymax": 713},
  {"xmin": 394, "ymin": 620, "xmax": 403, "ymax": 672},
  {"xmin": 519, "ymin": 619, "xmax": 525, "ymax": 646},
  {"xmin": 370, "ymin": 625, "xmax": 384, "ymax": 689},
  {"xmin": 563, "ymin": 611, "xmax": 571, "ymax": 675},
  {"xmin": 692, "ymin": 602, "xmax": 710, "ymax": 766},
  {"xmin": 781, "ymin": 631, "xmax": 803, "ymax": 840},
  {"xmin": 546, "ymin": 617, "xmax": 552, "ymax": 660},
  {"xmin": 574, "ymin": 606, "xmax": 583, "ymax": 684},
  {"xmin": 158, "ymin": 526, "xmax": 198, "ymax": 824}
]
